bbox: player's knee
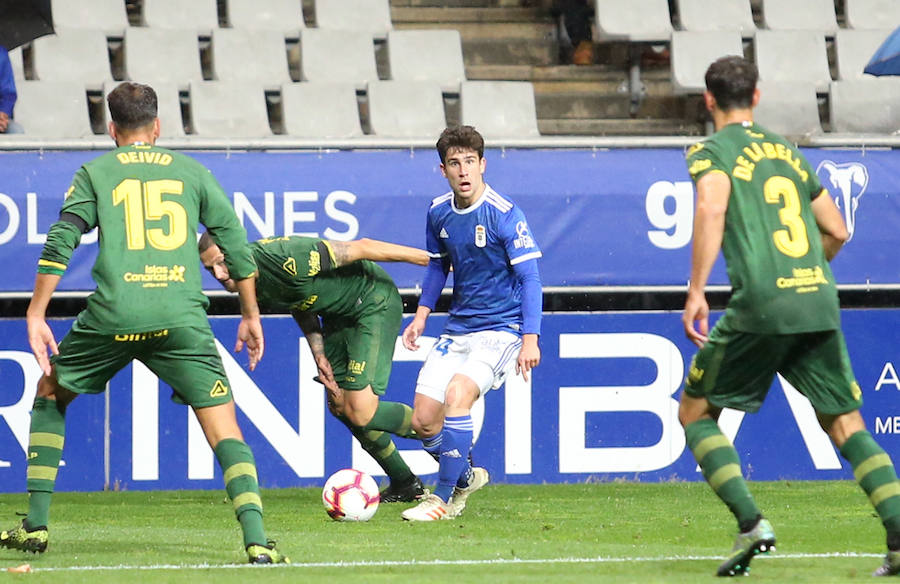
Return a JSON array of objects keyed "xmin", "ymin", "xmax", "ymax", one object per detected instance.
[
  {"xmin": 35, "ymin": 373, "xmax": 76, "ymax": 406},
  {"xmin": 411, "ymin": 413, "xmax": 440, "ymax": 438},
  {"xmin": 343, "ymin": 408, "xmax": 372, "ymax": 428}
]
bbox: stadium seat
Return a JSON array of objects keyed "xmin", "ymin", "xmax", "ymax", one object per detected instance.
[
  {"xmin": 104, "ymin": 81, "xmax": 185, "ymax": 138},
  {"xmin": 143, "ymin": 0, "xmax": 219, "ymax": 36},
  {"xmin": 675, "ymin": 0, "xmax": 756, "ymax": 36},
  {"xmin": 835, "ymin": 29, "xmax": 895, "ymax": 80},
  {"xmin": 670, "ymin": 31, "xmax": 744, "ymax": 94},
  {"xmin": 211, "ymin": 28, "xmax": 291, "ymax": 89},
  {"xmin": 51, "ymin": 0, "xmax": 129, "ymax": 36},
  {"xmin": 760, "ymin": 0, "xmax": 838, "ymax": 35},
  {"xmin": 459, "ymin": 81, "xmax": 540, "ymax": 138},
  {"xmin": 12, "ymin": 81, "xmax": 93, "ymax": 138},
  {"xmin": 281, "ymin": 82, "xmax": 363, "ymax": 138},
  {"xmin": 830, "ymin": 79, "xmax": 900, "ymax": 133},
  {"xmin": 753, "ymin": 81, "xmax": 822, "ymax": 138},
  {"xmin": 8, "ymin": 47, "xmax": 23, "ymax": 81},
  {"xmin": 227, "ymin": 0, "xmax": 305, "ymax": 35},
  {"xmin": 845, "ymin": 0, "xmax": 900, "ymax": 30},
  {"xmin": 189, "ymin": 81, "xmax": 272, "ymax": 138},
  {"xmin": 30, "ymin": 29, "xmax": 114, "ymax": 90},
  {"xmin": 314, "ymin": 0, "xmax": 392, "ymax": 39},
  {"xmin": 594, "ymin": 0, "xmax": 672, "ymax": 42},
  {"xmin": 387, "ymin": 30, "xmax": 466, "ymax": 92},
  {"xmin": 367, "ymin": 80, "xmax": 446, "ymax": 138},
  {"xmin": 124, "ymin": 28, "xmax": 203, "ymax": 90},
  {"xmin": 755, "ymin": 31, "xmax": 832, "ymax": 92},
  {"xmin": 299, "ymin": 29, "xmax": 378, "ymax": 89}
]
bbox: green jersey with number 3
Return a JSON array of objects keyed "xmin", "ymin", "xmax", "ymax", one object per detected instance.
[
  {"xmin": 38, "ymin": 143, "xmax": 256, "ymax": 333},
  {"xmin": 686, "ymin": 121, "xmax": 840, "ymax": 334}
]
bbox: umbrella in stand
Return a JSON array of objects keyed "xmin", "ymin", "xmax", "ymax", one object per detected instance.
[
  {"xmin": 0, "ymin": 0, "xmax": 53, "ymax": 50},
  {"xmin": 864, "ymin": 25, "xmax": 900, "ymax": 76}
]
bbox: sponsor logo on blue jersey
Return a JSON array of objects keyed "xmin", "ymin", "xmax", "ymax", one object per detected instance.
[{"xmin": 513, "ymin": 221, "xmax": 535, "ymax": 250}]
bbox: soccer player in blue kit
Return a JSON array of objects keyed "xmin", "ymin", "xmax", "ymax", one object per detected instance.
[{"xmin": 400, "ymin": 126, "xmax": 543, "ymax": 521}]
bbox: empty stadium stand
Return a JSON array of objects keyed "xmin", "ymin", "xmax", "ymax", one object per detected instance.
[{"xmin": 0, "ymin": 0, "xmax": 897, "ymax": 142}]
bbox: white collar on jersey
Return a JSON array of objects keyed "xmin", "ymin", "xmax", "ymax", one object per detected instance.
[{"xmin": 451, "ymin": 184, "xmax": 492, "ymax": 215}]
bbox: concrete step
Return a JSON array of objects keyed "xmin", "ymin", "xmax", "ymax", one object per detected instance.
[
  {"xmin": 538, "ymin": 117, "xmax": 704, "ymax": 137},
  {"xmin": 393, "ymin": 20, "xmax": 556, "ymax": 42},
  {"xmin": 462, "ymin": 39, "xmax": 559, "ymax": 66},
  {"xmin": 535, "ymin": 91, "xmax": 697, "ymax": 120},
  {"xmin": 391, "ymin": 0, "xmax": 525, "ymax": 7},
  {"xmin": 467, "ymin": 63, "xmax": 626, "ymax": 82},
  {"xmin": 391, "ymin": 6, "xmax": 548, "ymax": 23}
]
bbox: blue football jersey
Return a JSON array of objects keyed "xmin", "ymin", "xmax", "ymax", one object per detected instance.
[{"xmin": 425, "ymin": 185, "xmax": 542, "ymax": 335}]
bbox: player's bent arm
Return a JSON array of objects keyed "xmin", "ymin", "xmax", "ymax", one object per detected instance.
[
  {"xmin": 291, "ymin": 309, "xmax": 326, "ymax": 357},
  {"xmin": 810, "ymin": 189, "xmax": 849, "ymax": 261},
  {"xmin": 688, "ymin": 171, "xmax": 730, "ymax": 297},
  {"xmin": 328, "ymin": 238, "xmax": 430, "ymax": 267}
]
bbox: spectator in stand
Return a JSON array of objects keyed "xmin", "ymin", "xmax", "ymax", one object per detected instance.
[
  {"xmin": 551, "ymin": 0, "xmax": 594, "ymax": 65},
  {"xmin": 0, "ymin": 48, "xmax": 23, "ymax": 134}
]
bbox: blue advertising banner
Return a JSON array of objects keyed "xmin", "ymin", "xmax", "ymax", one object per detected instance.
[
  {"xmin": 0, "ymin": 148, "xmax": 897, "ymax": 292},
  {"xmin": 1, "ymin": 309, "xmax": 899, "ymax": 492}
]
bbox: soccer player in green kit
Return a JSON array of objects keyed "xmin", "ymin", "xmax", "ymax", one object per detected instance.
[
  {"xmin": 678, "ymin": 56, "xmax": 900, "ymax": 577},
  {"xmin": 1, "ymin": 82, "xmax": 288, "ymax": 564},
  {"xmin": 200, "ymin": 233, "xmax": 431, "ymax": 502}
]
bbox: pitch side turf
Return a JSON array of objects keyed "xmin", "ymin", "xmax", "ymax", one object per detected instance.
[{"xmin": 0, "ymin": 481, "xmax": 888, "ymax": 582}]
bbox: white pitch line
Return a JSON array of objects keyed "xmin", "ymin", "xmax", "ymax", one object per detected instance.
[{"xmin": 27, "ymin": 552, "xmax": 885, "ymax": 573}]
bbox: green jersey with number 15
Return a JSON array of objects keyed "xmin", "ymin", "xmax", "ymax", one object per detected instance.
[
  {"xmin": 685, "ymin": 121, "xmax": 840, "ymax": 334},
  {"xmin": 38, "ymin": 143, "xmax": 256, "ymax": 334}
]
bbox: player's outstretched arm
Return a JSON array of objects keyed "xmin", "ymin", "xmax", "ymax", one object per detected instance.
[
  {"xmin": 26, "ymin": 273, "xmax": 62, "ymax": 376},
  {"xmin": 329, "ymin": 238, "xmax": 429, "ymax": 267},
  {"xmin": 233, "ymin": 275, "xmax": 264, "ymax": 371}
]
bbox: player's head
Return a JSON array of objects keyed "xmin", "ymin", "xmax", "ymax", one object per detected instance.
[
  {"xmin": 107, "ymin": 82, "xmax": 160, "ymax": 144},
  {"xmin": 436, "ymin": 125, "xmax": 484, "ymax": 164},
  {"xmin": 437, "ymin": 126, "xmax": 487, "ymax": 206},
  {"xmin": 198, "ymin": 231, "xmax": 237, "ymax": 292},
  {"xmin": 704, "ymin": 55, "xmax": 759, "ymax": 113}
]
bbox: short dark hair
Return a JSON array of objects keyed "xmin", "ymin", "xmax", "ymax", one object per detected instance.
[
  {"xmin": 436, "ymin": 125, "xmax": 484, "ymax": 163},
  {"xmin": 198, "ymin": 231, "xmax": 215, "ymax": 254},
  {"xmin": 705, "ymin": 55, "xmax": 758, "ymax": 111},
  {"xmin": 107, "ymin": 82, "xmax": 158, "ymax": 130}
]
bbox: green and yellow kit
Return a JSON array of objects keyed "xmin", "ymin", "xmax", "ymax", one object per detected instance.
[
  {"xmin": 39, "ymin": 143, "xmax": 255, "ymax": 406},
  {"xmin": 686, "ymin": 120, "xmax": 840, "ymax": 334},
  {"xmin": 250, "ymin": 236, "xmax": 402, "ymax": 394},
  {"xmin": 684, "ymin": 121, "xmax": 860, "ymax": 414}
]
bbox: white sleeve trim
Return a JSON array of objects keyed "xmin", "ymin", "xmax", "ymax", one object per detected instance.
[{"xmin": 509, "ymin": 251, "xmax": 542, "ymax": 265}]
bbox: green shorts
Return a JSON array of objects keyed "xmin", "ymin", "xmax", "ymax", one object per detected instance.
[
  {"xmin": 52, "ymin": 319, "xmax": 233, "ymax": 408},
  {"xmin": 321, "ymin": 287, "xmax": 402, "ymax": 395},
  {"xmin": 684, "ymin": 319, "xmax": 862, "ymax": 415}
]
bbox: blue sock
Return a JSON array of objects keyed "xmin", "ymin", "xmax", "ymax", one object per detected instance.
[
  {"xmin": 433, "ymin": 415, "xmax": 473, "ymax": 502},
  {"xmin": 423, "ymin": 434, "xmax": 442, "ymax": 462}
]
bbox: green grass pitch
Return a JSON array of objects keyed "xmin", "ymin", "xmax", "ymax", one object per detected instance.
[{"xmin": 0, "ymin": 481, "xmax": 888, "ymax": 582}]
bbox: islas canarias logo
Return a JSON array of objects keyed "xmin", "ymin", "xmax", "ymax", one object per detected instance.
[{"xmin": 816, "ymin": 160, "xmax": 868, "ymax": 241}]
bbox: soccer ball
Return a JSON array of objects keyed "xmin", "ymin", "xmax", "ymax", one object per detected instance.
[{"xmin": 322, "ymin": 468, "xmax": 380, "ymax": 521}]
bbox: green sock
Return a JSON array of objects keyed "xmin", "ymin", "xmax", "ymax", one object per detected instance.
[
  {"xmin": 214, "ymin": 438, "xmax": 266, "ymax": 548},
  {"xmin": 26, "ymin": 397, "xmax": 67, "ymax": 529},
  {"xmin": 685, "ymin": 418, "xmax": 761, "ymax": 528},
  {"xmin": 840, "ymin": 431, "xmax": 900, "ymax": 540},
  {"xmin": 362, "ymin": 401, "xmax": 417, "ymax": 439},
  {"xmin": 338, "ymin": 415, "xmax": 414, "ymax": 484}
]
